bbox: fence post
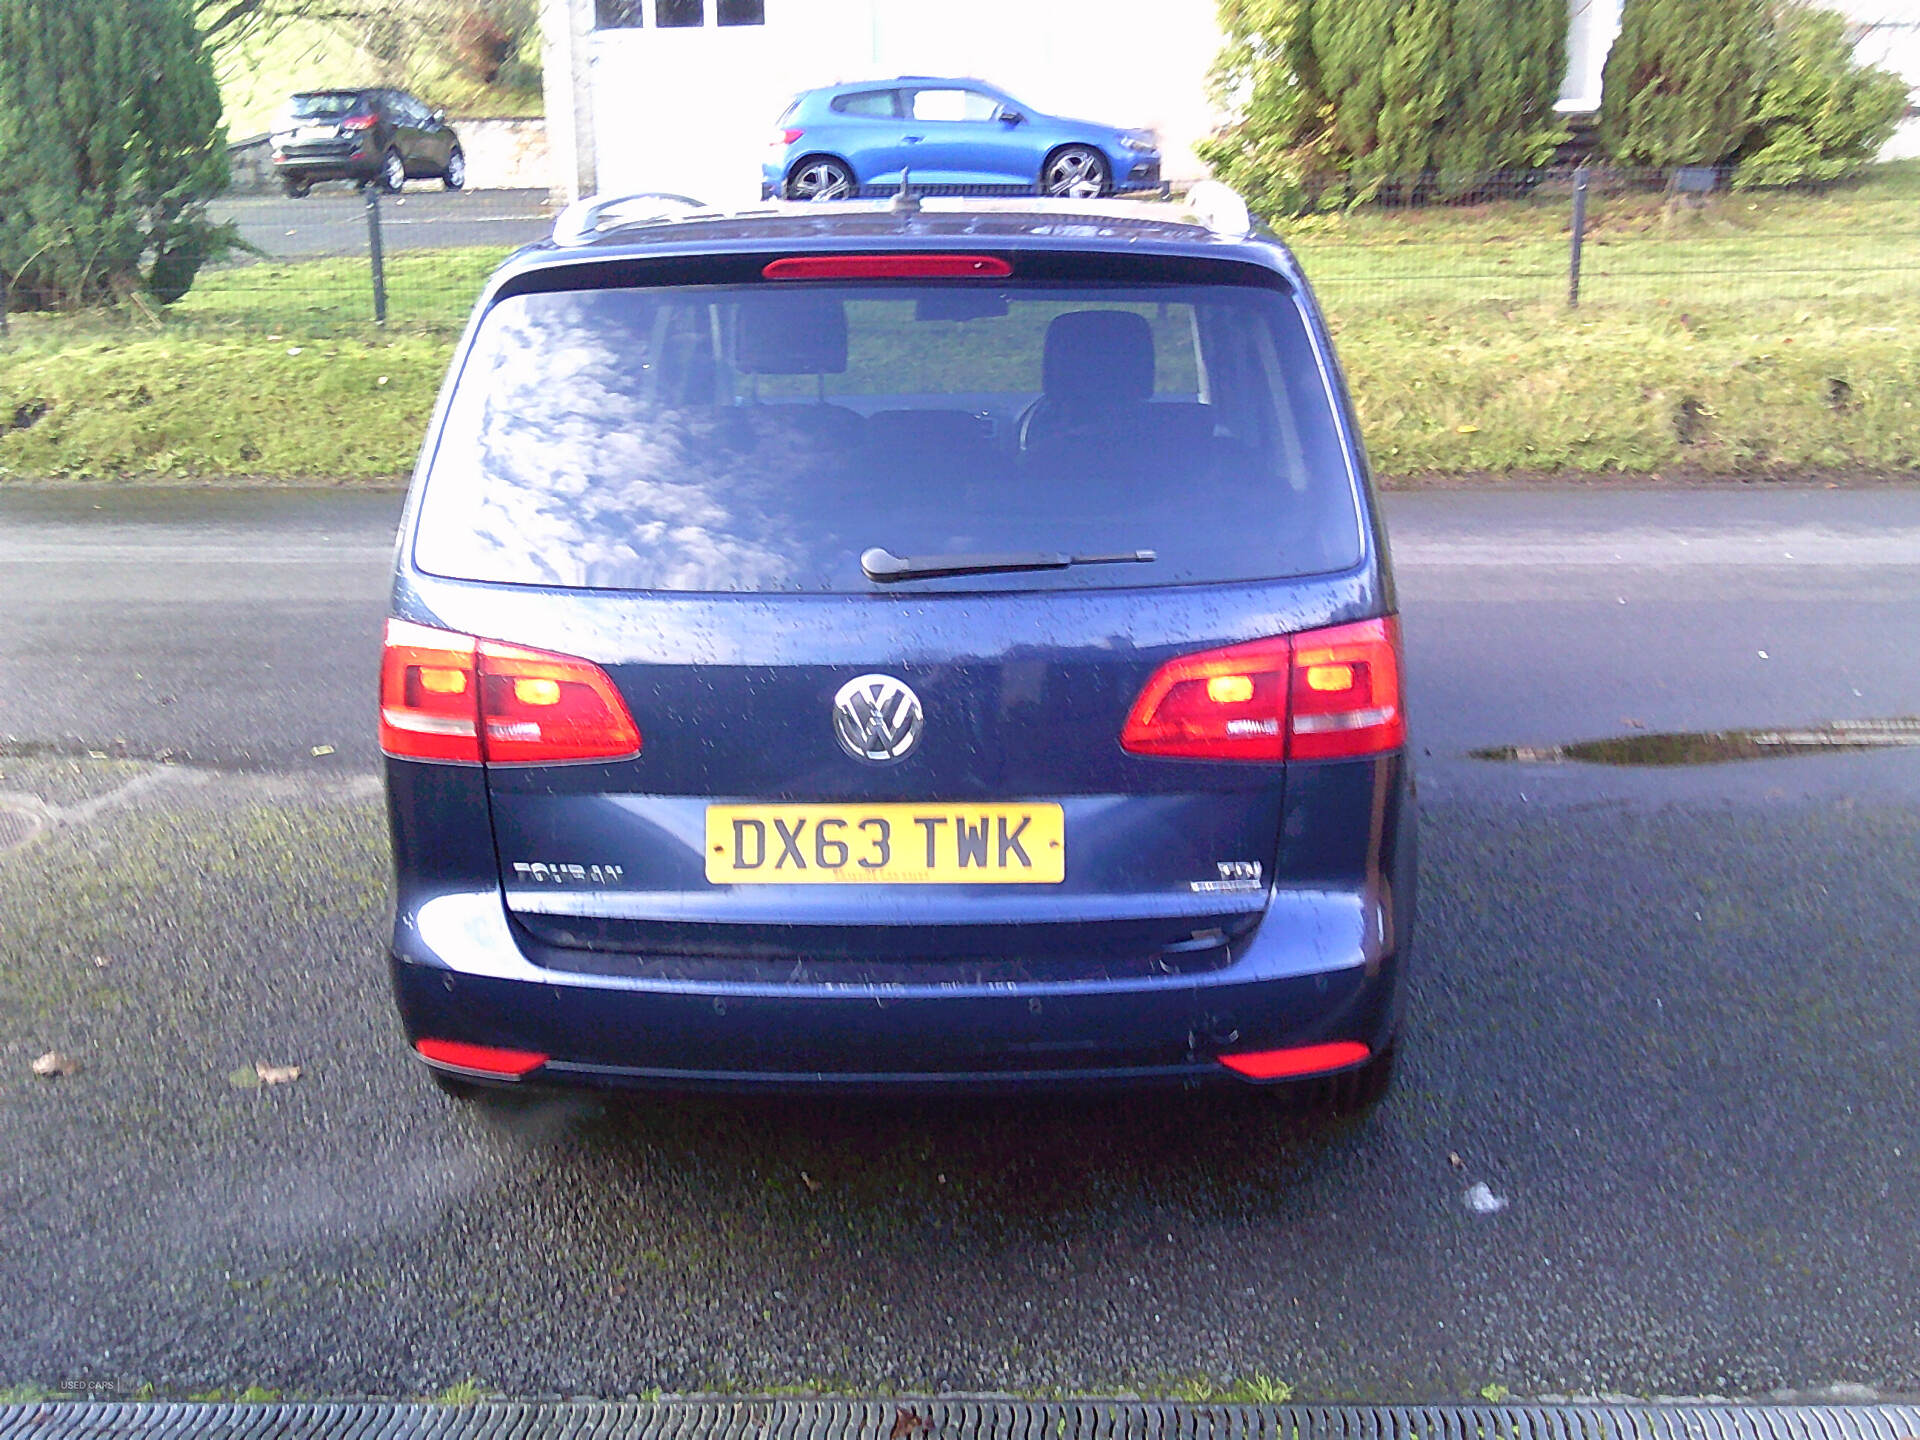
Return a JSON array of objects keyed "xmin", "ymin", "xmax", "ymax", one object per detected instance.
[
  {"xmin": 1567, "ymin": 165, "xmax": 1590, "ymax": 309},
  {"xmin": 364, "ymin": 185, "xmax": 388, "ymax": 325}
]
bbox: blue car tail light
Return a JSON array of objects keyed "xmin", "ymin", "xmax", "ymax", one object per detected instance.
[{"xmin": 379, "ymin": 618, "xmax": 642, "ymax": 767}]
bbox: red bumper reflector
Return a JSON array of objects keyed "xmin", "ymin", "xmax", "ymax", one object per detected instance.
[
  {"xmin": 1218, "ymin": 1041, "xmax": 1370, "ymax": 1080},
  {"xmin": 414, "ymin": 1039, "xmax": 548, "ymax": 1078},
  {"xmin": 762, "ymin": 254, "xmax": 1013, "ymax": 280}
]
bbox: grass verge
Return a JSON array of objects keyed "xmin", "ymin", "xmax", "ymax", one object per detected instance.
[{"xmin": 1, "ymin": 164, "xmax": 1917, "ymax": 483}]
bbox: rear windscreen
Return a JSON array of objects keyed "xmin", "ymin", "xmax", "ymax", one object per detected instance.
[
  {"xmin": 287, "ymin": 93, "xmax": 360, "ymax": 119},
  {"xmin": 415, "ymin": 281, "xmax": 1364, "ymax": 594}
]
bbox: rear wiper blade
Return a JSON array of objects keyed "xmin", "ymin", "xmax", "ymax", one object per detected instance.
[{"xmin": 860, "ymin": 546, "xmax": 1157, "ymax": 582}]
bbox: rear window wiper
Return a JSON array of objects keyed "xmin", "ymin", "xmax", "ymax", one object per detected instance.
[{"xmin": 861, "ymin": 546, "xmax": 1157, "ymax": 583}]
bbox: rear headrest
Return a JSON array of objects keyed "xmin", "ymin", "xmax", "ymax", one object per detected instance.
[
  {"xmin": 1042, "ymin": 310, "xmax": 1154, "ymax": 406},
  {"xmin": 733, "ymin": 294, "xmax": 849, "ymax": 375}
]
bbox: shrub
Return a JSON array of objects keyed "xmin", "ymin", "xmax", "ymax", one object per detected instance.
[
  {"xmin": 1601, "ymin": 0, "xmax": 1908, "ymax": 182},
  {"xmin": 1599, "ymin": 0, "xmax": 1771, "ymax": 168},
  {"xmin": 1732, "ymin": 2, "xmax": 1910, "ymax": 185},
  {"xmin": 0, "ymin": 0, "xmax": 236, "ymax": 310},
  {"xmin": 1199, "ymin": 0, "xmax": 1569, "ymax": 216}
]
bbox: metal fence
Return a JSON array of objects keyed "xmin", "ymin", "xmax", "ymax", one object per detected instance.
[{"xmin": 7, "ymin": 164, "xmax": 1915, "ymax": 336}]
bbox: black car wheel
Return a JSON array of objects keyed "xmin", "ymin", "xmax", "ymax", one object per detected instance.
[
  {"xmin": 379, "ymin": 147, "xmax": 407, "ymax": 193},
  {"xmin": 281, "ymin": 176, "xmax": 312, "ymax": 199},
  {"xmin": 786, "ymin": 157, "xmax": 853, "ymax": 201},
  {"xmin": 442, "ymin": 145, "xmax": 465, "ymax": 191},
  {"xmin": 1042, "ymin": 145, "xmax": 1110, "ymax": 198}
]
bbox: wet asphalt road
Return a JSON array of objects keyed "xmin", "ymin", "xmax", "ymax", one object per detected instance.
[
  {"xmin": 212, "ymin": 188, "xmax": 553, "ymax": 259},
  {"xmin": 2, "ymin": 484, "xmax": 1919, "ymax": 1401}
]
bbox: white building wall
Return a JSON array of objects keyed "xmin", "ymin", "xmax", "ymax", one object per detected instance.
[
  {"xmin": 1557, "ymin": 0, "xmax": 1624, "ymax": 112},
  {"xmin": 1838, "ymin": 1, "xmax": 1920, "ymax": 160},
  {"xmin": 556, "ymin": 0, "xmax": 1221, "ymax": 204}
]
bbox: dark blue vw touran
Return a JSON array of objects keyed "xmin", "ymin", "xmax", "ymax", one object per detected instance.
[{"xmin": 381, "ymin": 185, "xmax": 1415, "ymax": 1109}]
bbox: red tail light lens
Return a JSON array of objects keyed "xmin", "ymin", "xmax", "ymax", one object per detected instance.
[
  {"xmin": 1287, "ymin": 616, "xmax": 1405, "ymax": 760},
  {"xmin": 777, "ymin": 127, "xmax": 805, "ymax": 145},
  {"xmin": 477, "ymin": 638, "xmax": 642, "ymax": 765},
  {"xmin": 339, "ymin": 114, "xmax": 378, "ymax": 132},
  {"xmin": 763, "ymin": 254, "xmax": 1014, "ymax": 280},
  {"xmin": 415, "ymin": 1039, "xmax": 548, "ymax": 1078},
  {"xmin": 1219, "ymin": 1040, "xmax": 1370, "ymax": 1080},
  {"xmin": 1119, "ymin": 634, "xmax": 1292, "ymax": 760},
  {"xmin": 380, "ymin": 619, "xmax": 480, "ymax": 762},
  {"xmin": 379, "ymin": 620, "xmax": 642, "ymax": 766},
  {"xmin": 1119, "ymin": 617, "xmax": 1405, "ymax": 763}
]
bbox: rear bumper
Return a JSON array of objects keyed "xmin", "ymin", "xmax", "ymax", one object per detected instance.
[
  {"xmin": 388, "ymin": 883, "xmax": 1410, "ymax": 1094},
  {"xmin": 275, "ymin": 154, "xmax": 378, "ymax": 182}
]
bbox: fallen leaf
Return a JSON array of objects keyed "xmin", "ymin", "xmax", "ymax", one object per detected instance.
[
  {"xmin": 1455, "ymin": 424, "xmax": 1481, "ymax": 434},
  {"xmin": 286, "ymin": 346, "xmax": 304, "ymax": 356},
  {"xmin": 1448, "ymin": 1152, "xmax": 1464, "ymax": 1168},
  {"xmin": 255, "ymin": 1062, "xmax": 301, "ymax": 1086},
  {"xmin": 309, "ymin": 745, "xmax": 335, "ymax": 757},
  {"xmin": 31, "ymin": 1051, "xmax": 78, "ymax": 1078},
  {"xmin": 800, "ymin": 1170, "xmax": 822, "ymax": 1193},
  {"xmin": 1621, "ymin": 717, "xmax": 1646, "ymax": 729},
  {"xmin": 91, "ymin": 955, "xmax": 113, "ymax": 968},
  {"xmin": 891, "ymin": 1407, "xmax": 928, "ymax": 1440}
]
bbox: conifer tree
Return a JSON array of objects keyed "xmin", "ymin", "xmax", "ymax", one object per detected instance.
[
  {"xmin": 1598, "ymin": 0, "xmax": 1770, "ymax": 167},
  {"xmin": 1201, "ymin": 0, "xmax": 1569, "ymax": 214},
  {"xmin": 0, "ymin": 0, "xmax": 234, "ymax": 309}
]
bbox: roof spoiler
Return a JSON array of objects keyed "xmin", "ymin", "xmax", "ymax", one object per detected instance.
[{"xmin": 552, "ymin": 192, "xmax": 712, "ymax": 247}]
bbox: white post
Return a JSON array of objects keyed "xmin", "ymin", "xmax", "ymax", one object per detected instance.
[{"xmin": 540, "ymin": 0, "xmax": 599, "ymax": 201}]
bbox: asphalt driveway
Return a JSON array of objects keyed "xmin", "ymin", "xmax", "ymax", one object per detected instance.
[{"xmin": 2, "ymin": 486, "xmax": 1918, "ymax": 1402}]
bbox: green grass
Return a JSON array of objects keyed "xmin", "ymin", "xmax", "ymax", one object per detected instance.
[
  {"xmin": 216, "ymin": 17, "xmax": 541, "ymax": 141},
  {"xmin": 2, "ymin": 165, "xmax": 1918, "ymax": 483}
]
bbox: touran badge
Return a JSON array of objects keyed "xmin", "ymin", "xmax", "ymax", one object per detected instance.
[{"xmin": 833, "ymin": 674, "xmax": 924, "ymax": 763}]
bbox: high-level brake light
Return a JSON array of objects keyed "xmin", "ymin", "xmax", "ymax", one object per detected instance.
[
  {"xmin": 379, "ymin": 619, "xmax": 642, "ymax": 765},
  {"xmin": 762, "ymin": 254, "xmax": 1014, "ymax": 280},
  {"xmin": 1119, "ymin": 617, "xmax": 1404, "ymax": 762}
]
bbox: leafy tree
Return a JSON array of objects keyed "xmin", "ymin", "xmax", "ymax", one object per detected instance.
[
  {"xmin": 1598, "ymin": 0, "xmax": 1770, "ymax": 167},
  {"xmin": 1732, "ymin": 2, "xmax": 1909, "ymax": 185},
  {"xmin": 1199, "ymin": 0, "xmax": 1569, "ymax": 215},
  {"xmin": 0, "ymin": 0, "xmax": 236, "ymax": 308}
]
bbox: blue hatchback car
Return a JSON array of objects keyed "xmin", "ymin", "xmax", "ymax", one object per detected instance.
[
  {"xmin": 381, "ymin": 187, "xmax": 1415, "ymax": 1109},
  {"xmin": 763, "ymin": 77, "xmax": 1164, "ymax": 200}
]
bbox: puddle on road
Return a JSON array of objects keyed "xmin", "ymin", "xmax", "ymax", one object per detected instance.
[{"xmin": 1473, "ymin": 717, "xmax": 1920, "ymax": 766}]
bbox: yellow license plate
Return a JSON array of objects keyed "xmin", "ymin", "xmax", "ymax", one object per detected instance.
[{"xmin": 705, "ymin": 803, "xmax": 1065, "ymax": 884}]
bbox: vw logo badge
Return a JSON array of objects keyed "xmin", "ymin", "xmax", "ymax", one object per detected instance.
[{"xmin": 833, "ymin": 674, "xmax": 924, "ymax": 763}]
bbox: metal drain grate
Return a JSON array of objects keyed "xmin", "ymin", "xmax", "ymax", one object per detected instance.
[{"xmin": 4, "ymin": 1401, "xmax": 1920, "ymax": 1440}]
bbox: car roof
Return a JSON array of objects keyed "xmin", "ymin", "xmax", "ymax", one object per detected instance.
[
  {"xmin": 814, "ymin": 76, "xmax": 1006, "ymax": 95},
  {"xmin": 494, "ymin": 192, "xmax": 1304, "ymax": 297}
]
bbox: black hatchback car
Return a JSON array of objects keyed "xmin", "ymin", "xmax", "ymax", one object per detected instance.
[
  {"xmin": 271, "ymin": 88, "xmax": 464, "ymax": 197},
  {"xmin": 381, "ymin": 186, "xmax": 1415, "ymax": 1109}
]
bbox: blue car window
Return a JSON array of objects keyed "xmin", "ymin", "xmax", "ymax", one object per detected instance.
[
  {"xmin": 417, "ymin": 283, "xmax": 1363, "ymax": 594},
  {"xmin": 830, "ymin": 90, "xmax": 901, "ymax": 118}
]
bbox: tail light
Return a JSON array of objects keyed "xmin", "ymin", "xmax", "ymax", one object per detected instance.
[
  {"xmin": 415, "ymin": 1039, "xmax": 547, "ymax": 1078},
  {"xmin": 774, "ymin": 127, "xmax": 804, "ymax": 145},
  {"xmin": 1118, "ymin": 634, "xmax": 1291, "ymax": 760},
  {"xmin": 1219, "ymin": 1041, "xmax": 1370, "ymax": 1080},
  {"xmin": 1286, "ymin": 617, "xmax": 1405, "ymax": 760},
  {"xmin": 1119, "ymin": 617, "xmax": 1404, "ymax": 762},
  {"xmin": 379, "ymin": 619, "xmax": 641, "ymax": 766},
  {"xmin": 340, "ymin": 114, "xmax": 378, "ymax": 132}
]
